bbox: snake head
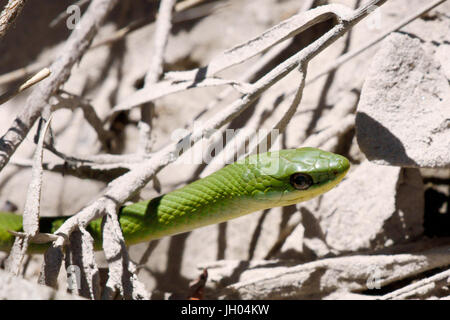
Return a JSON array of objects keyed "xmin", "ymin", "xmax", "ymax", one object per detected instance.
[{"xmin": 241, "ymin": 147, "xmax": 350, "ymax": 206}]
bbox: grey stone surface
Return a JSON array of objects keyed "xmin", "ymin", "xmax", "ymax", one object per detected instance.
[
  {"xmin": 0, "ymin": 0, "xmax": 449, "ymax": 300},
  {"xmin": 356, "ymin": 32, "xmax": 450, "ymax": 168},
  {"xmin": 0, "ymin": 269, "xmax": 82, "ymax": 300},
  {"xmin": 199, "ymin": 245, "xmax": 450, "ymax": 299},
  {"xmin": 276, "ymin": 160, "xmax": 424, "ymax": 259}
]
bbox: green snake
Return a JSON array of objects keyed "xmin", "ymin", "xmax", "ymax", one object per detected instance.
[{"xmin": 0, "ymin": 147, "xmax": 349, "ymax": 253}]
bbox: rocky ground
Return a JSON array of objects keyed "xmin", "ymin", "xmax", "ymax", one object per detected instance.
[{"xmin": 0, "ymin": 0, "xmax": 448, "ymax": 299}]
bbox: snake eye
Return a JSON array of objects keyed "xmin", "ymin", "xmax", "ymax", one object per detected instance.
[{"xmin": 290, "ymin": 173, "xmax": 313, "ymax": 190}]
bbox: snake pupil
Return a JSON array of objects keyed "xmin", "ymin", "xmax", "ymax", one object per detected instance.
[{"xmin": 290, "ymin": 173, "xmax": 313, "ymax": 190}]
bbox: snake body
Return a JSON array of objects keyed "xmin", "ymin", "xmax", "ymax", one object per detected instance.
[{"xmin": 0, "ymin": 148, "xmax": 349, "ymax": 253}]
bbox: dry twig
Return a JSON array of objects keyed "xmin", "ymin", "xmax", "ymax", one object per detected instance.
[
  {"xmin": 0, "ymin": 0, "xmax": 27, "ymax": 40},
  {"xmin": 0, "ymin": 68, "xmax": 50, "ymax": 106},
  {"xmin": 0, "ymin": 0, "xmax": 119, "ymax": 171},
  {"xmin": 49, "ymin": 0, "xmax": 389, "ymax": 263},
  {"xmin": 4, "ymin": 117, "xmax": 52, "ymax": 275},
  {"xmin": 382, "ymin": 268, "xmax": 450, "ymax": 300},
  {"xmin": 307, "ymin": 0, "xmax": 447, "ymax": 85},
  {"xmin": 2, "ymin": 0, "xmax": 399, "ymax": 300},
  {"xmin": 138, "ymin": 0, "xmax": 176, "ymax": 154}
]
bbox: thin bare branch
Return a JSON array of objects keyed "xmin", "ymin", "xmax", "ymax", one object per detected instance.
[
  {"xmin": 138, "ymin": 0, "xmax": 176, "ymax": 154},
  {"xmin": 65, "ymin": 227, "xmax": 101, "ymax": 299},
  {"xmin": 0, "ymin": 0, "xmax": 222, "ymax": 87},
  {"xmin": 145, "ymin": 0, "xmax": 176, "ymax": 85},
  {"xmin": 0, "ymin": 0, "xmax": 27, "ymax": 40},
  {"xmin": 252, "ymin": 65, "xmax": 308, "ymax": 154},
  {"xmin": 164, "ymin": 4, "xmax": 354, "ymax": 82},
  {"xmin": 23, "ymin": 117, "xmax": 52, "ymax": 237},
  {"xmin": 0, "ymin": 60, "xmax": 48, "ymax": 86},
  {"xmin": 307, "ymin": 0, "xmax": 446, "ymax": 85},
  {"xmin": 196, "ymin": 1, "xmax": 317, "ymax": 177},
  {"xmin": 11, "ymin": 158, "xmax": 132, "ymax": 182},
  {"xmin": 112, "ymin": 4, "xmax": 354, "ymax": 116},
  {"xmin": 109, "ymin": 77, "xmax": 252, "ymax": 116},
  {"xmin": 50, "ymin": 1, "xmax": 390, "ymax": 252},
  {"xmin": 0, "ymin": 68, "xmax": 51, "ymax": 105},
  {"xmin": 101, "ymin": 206, "xmax": 149, "ymax": 299},
  {"xmin": 382, "ymin": 267, "xmax": 450, "ymax": 300},
  {"xmin": 4, "ymin": 235, "xmax": 28, "ymax": 276},
  {"xmin": 4, "ymin": 116, "xmax": 51, "ymax": 275},
  {"xmin": 0, "ymin": 0, "xmax": 119, "ymax": 172},
  {"xmin": 174, "ymin": 0, "xmax": 208, "ymax": 12}
]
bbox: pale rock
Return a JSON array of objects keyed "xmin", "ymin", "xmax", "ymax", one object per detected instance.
[
  {"xmin": 356, "ymin": 33, "xmax": 450, "ymax": 168},
  {"xmin": 276, "ymin": 160, "xmax": 424, "ymax": 259},
  {"xmin": 201, "ymin": 245, "xmax": 450, "ymax": 299},
  {"xmin": 0, "ymin": 269, "xmax": 83, "ymax": 300}
]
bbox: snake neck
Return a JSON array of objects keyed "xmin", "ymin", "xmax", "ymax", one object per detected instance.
[{"xmin": 119, "ymin": 162, "xmax": 281, "ymax": 244}]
